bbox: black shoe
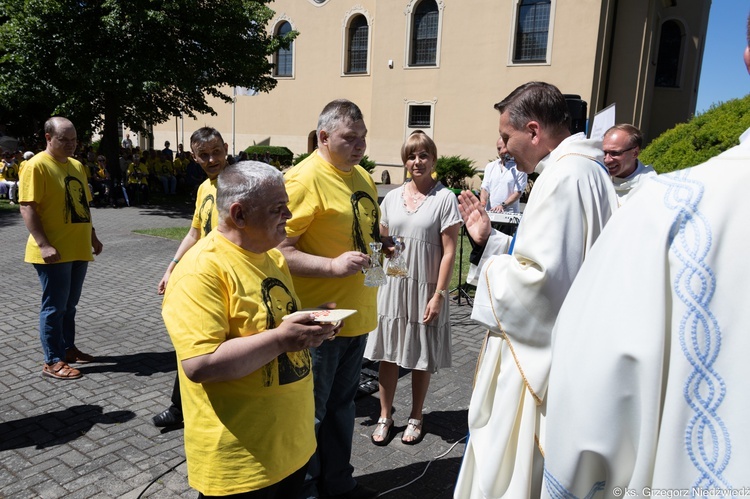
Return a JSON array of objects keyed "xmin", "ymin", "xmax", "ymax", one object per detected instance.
[
  {"xmin": 152, "ymin": 406, "xmax": 183, "ymax": 427},
  {"xmin": 327, "ymin": 483, "xmax": 378, "ymax": 499}
]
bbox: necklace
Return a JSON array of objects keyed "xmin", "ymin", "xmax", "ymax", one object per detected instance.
[
  {"xmin": 409, "ymin": 183, "xmax": 422, "ymax": 204},
  {"xmin": 405, "ymin": 180, "xmax": 437, "ymax": 211}
]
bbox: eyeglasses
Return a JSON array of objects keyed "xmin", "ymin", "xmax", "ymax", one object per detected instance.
[{"xmin": 603, "ymin": 146, "xmax": 636, "ymax": 158}]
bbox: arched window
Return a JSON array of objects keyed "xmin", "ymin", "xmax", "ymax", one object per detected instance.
[
  {"xmin": 410, "ymin": 0, "xmax": 439, "ymax": 66},
  {"xmin": 655, "ymin": 20, "xmax": 683, "ymax": 88},
  {"xmin": 274, "ymin": 21, "xmax": 293, "ymax": 77},
  {"xmin": 513, "ymin": 0, "xmax": 551, "ymax": 62},
  {"xmin": 347, "ymin": 15, "xmax": 369, "ymax": 74}
]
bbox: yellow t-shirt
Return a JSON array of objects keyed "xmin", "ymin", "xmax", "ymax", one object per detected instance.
[
  {"xmin": 284, "ymin": 152, "xmax": 379, "ymax": 336},
  {"xmin": 192, "ymin": 178, "xmax": 219, "ymax": 237},
  {"xmin": 127, "ymin": 163, "xmax": 149, "ymax": 185},
  {"xmin": 162, "ymin": 231, "xmax": 315, "ymax": 495},
  {"xmin": 19, "ymin": 152, "xmax": 94, "ymax": 264},
  {"xmin": 18, "ymin": 159, "xmax": 29, "ymax": 177},
  {"xmin": 1, "ymin": 162, "xmax": 18, "ymax": 181},
  {"xmin": 157, "ymin": 160, "xmax": 174, "ymax": 175},
  {"xmin": 172, "ymin": 157, "xmax": 185, "ymax": 175}
]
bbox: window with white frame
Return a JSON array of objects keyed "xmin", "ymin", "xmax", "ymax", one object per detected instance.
[
  {"xmin": 408, "ymin": 105, "xmax": 432, "ymax": 128},
  {"xmin": 274, "ymin": 21, "xmax": 293, "ymax": 77},
  {"xmin": 347, "ymin": 15, "xmax": 369, "ymax": 74},
  {"xmin": 513, "ymin": 0, "xmax": 551, "ymax": 63},
  {"xmin": 409, "ymin": 0, "xmax": 439, "ymax": 66}
]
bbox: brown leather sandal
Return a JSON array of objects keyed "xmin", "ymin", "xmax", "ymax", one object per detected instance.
[{"xmin": 42, "ymin": 361, "xmax": 82, "ymax": 380}]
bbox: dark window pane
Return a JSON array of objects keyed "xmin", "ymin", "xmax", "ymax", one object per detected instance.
[
  {"xmin": 411, "ymin": 0, "xmax": 438, "ymax": 66},
  {"xmin": 655, "ymin": 21, "xmax": 682, "ymax": 88},
  {"xmin": 409, "ymin": 105, "xmax": 431, "ymax": 127},
  {"xmin": 275, "ymin": 22, "xmax": 293, "ymax": 77},
  {"xmin": 348, "ymin": 16, "xmax": 369, "ymax": 73},
  {"xmin": 514, "ymin": 0, "xmax": 550, "ymax": 62}
]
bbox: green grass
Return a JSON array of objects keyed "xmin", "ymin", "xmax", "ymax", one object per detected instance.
[
  {"xmin": 133, "ymin": 227, "xmax": 189, "ymax": 240},
  {"xmin": 0, "ymin": 199, "xmax": 20, "ymax": 212}
]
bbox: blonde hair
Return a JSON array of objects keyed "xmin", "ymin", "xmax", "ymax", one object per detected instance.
[{"xmin": 400, "ymin": 130, "xmax": 437, "ymax": 164}]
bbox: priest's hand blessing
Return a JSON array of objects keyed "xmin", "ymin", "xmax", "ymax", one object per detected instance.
[{"xmin": 458, "ymin": 190, "xmax": 492, "ymax": 246}]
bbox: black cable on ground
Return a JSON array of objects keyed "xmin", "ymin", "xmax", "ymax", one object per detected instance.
[
  {"xmin": 376, "ymin": 435, "xmax": 468, "ymax": 497},
  {"xmin": 136, "ymin": 457, "xmax": 187, "ymax": 498}
]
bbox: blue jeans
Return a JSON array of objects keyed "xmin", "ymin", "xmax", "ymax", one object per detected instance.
[
  {"xmin": 159, "ymin": 175, "xmax": 177, "ymax": 195},
  {"xmin": 34, "ymin": 261, "xmax": 89, "ymax": 364},
  {"xmin": 301, "ymin": 334, "xmax": 368, "ymax": 498}
]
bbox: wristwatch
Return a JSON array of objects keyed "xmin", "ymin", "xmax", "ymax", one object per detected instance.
[
  {"xmin": 500, "ymin": 201, "xmax": 507, "ymax": 208},
  {"xmin": 435, "ymin": 289, "xmax": 448, "ymax": 298}
]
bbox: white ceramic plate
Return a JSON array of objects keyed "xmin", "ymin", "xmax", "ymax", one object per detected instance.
[{"xmin": 282, "ymin": 308, "xmax": 357, "ymax": 324}]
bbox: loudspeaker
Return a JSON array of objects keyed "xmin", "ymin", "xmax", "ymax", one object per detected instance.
[{"xmin": 563, "ymin": 94, "xmax": 588, "ymax": 135}]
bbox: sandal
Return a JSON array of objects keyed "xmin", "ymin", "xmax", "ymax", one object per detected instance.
[
  {"xmin": 42, "ymin": 361, "xmax": 82, "ymax": 380},
  {"xmin": 370, "ymin": 417, "xmax": 394, "ymax": 446},
  {"xmin": 401, "ymin": 418, "xmax": 424, "ymax": 445}
]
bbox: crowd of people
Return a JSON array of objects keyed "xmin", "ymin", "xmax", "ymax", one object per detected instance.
[
  {"xmin": 1, "ymin": 135, "xmax": 290, "ymax": 211},
  {"xmin": 10, "ymin": 13, "xmax": 750, "ymax": 499}
]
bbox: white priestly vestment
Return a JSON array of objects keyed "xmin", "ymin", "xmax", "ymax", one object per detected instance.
[
  {"xmin": 612, "ymin": 159, "xmax": 657, "ymax": 203},
  {"xmin": 454, "ymin": 133, "xmax": 619, "ymax": 498},
  {"xmin": 542, "ymin": 129, "xmax": 750, "ymax": 498}
]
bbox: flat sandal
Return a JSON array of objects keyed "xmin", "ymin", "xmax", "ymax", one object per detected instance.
[
  {"xmin": 401, "ymin": 418, "xmax": 424, "ymax": 445},
  {"xmin": 370, "ymin": 417, "xmax": 393, "ymax": 446}
]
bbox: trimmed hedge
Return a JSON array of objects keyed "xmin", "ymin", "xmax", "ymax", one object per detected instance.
[
  {"xmin": 243, "ymin": 145, "xmax": 294, "ymax": 166},
  {"xmin": 291, "ymin": 152, "xmax": 376, "ymax": 173},
  {"xmin": 641, "ymin": 94, "xmax": 750, "ymax": 173}
]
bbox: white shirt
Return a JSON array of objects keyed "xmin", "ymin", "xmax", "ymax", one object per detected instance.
[
  {"xmin": 543, "ymin": 129, "xmax": 750, "ymax": 498},
  {"xmin": 480, "ymin": 158, "xmax": 527, "ymax": 213},
  {"xmin": 612, "ymin": 159, "xmax": 657, "ymax": 203}
]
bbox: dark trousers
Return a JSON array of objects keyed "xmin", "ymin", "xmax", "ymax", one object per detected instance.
[
  {"xmin": 197, "ymin": 464, "xmax": 307, "ymax": 499},
  {"xmin": 169, "ymin": 349, "xmax": 182, "ymax": 411}
]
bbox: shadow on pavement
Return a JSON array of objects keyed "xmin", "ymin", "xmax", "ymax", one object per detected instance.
[
  {"xmin": 134, "ymin": 204, "xmax": 194, "ymax": 220},
  {"xmin": 0, "ymin": 405, "xmax": 135, "ymax": 451},
  {"xmin": 76, "ymin": 351, "xmax": 177, "ymax": 376},
  {"xmin": 358, "ymin": 456, "xmax": 462, "ymax": 499},
  {"xmin": 0, "ymin": 207, "xmax": 23, "ymax": 228}
]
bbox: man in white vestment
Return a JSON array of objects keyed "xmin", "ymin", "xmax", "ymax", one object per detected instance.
[
  {"xmin": 602, "ymin": 124, "xmax": 656, "ymax": 203},
  {"xmin": 541, "ymin": 17, "xmax": 750, "ymax": 499},
  {"xmin": 453, "ymin": 82, "xmax": 619, "ymax": 498}
]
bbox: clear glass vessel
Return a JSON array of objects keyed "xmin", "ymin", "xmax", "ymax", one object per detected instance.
[
  {"xmin": 364, "ymin": 241, "xmax": 387, "ymax": 287},
  {"xmin": 385, "ymin": 236, "xmax": 408, "ymax": 278}
]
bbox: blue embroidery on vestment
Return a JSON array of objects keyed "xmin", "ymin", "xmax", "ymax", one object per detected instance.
[
  {"xmin": 656, "ymin": 171, "xmax": 731, "ymax": 489},
  {"xmin": 543, "ymin": 467, "xmax": 605, "ymax": 499}
]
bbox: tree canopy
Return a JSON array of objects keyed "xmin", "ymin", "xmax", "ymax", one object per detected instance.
[
  {"xmin": 0, "ymin": 0, "xmax": 294, "ymax": 171},
  {"xmin": 641, "ymin": 94, "xmax": 750, "ymax": 173}
]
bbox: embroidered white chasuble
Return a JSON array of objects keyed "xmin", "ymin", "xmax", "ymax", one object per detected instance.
[{"xmin": 542, "ymin": 130, "xmax": 750, "ymax": 498}]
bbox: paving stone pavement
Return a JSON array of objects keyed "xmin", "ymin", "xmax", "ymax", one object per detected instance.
[{"xmin": 0, "ymin": 202, "xmax": 485, "ymax": 499}]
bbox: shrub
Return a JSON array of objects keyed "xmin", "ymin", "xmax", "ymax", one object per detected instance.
[
  {"xmin": 358, "ymin": 154, "xmax": 376, "ymax": 173},
  {"xmin": 291, "ymin": 152, "xmax": 376, "ymax": 172},
  {"xmin": 435, "ymin": 155, "xmax": 477, "ymax": 190},
  {"xmin": 293, "ymin": 152, "xmax": 310, "ymax": 165},
  {"xmin": 641, "ymin": 94, "xmax": 750, "ymax": 173},
  {"xmin": 243, "ymin": 145, "xmax": 294, "ymax": 166}
]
